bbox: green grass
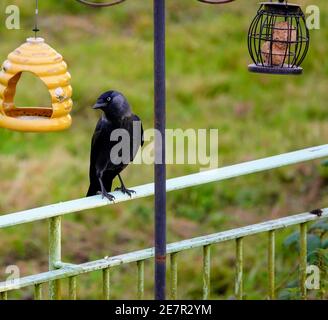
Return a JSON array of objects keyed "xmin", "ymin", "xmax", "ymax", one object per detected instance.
[{"xmin": 0, "ymin": 0, "xmax": 327, "ymax": 299}]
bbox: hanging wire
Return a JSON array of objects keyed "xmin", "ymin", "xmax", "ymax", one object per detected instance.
[{"xmin": 32, "ymin": 0, "xmax": 40, "ymax": 38}]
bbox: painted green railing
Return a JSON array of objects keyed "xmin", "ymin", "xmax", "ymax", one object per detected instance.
[{"xmin": 0, "ymin": 145, "xmax": 328, "ymax": 300}]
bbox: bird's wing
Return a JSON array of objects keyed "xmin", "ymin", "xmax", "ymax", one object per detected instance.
[
  {"xmin": 88, "ymin": 118, "xmax": 105, "ymax": 195},
  {"xmin": 88, "ymin": 117, "xmax": 118, "ymax": 194},
  {"xmin": 90, "ymin": 117, "xmax": 112, "ymax": 172},
  {"xmin": 130, "ymin": 114, "xmax": 144, "ymax": 162},
  {"xmin": 94, "ymin": 117, "xmax": 126, "ymax": 172},
  {"xmin": 132, "ymin": 114, "xmax": 144, "ymax": 145},
  {"xmin": 90, "ymin": 118, "xmax": 104, "ymax": 159}
]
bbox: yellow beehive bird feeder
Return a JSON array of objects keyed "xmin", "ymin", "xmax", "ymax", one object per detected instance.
[{"xmin": 0, "ymin": 37, "xmax": 73, "ymax": 132}]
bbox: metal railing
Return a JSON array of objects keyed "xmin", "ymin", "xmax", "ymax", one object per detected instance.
[{"xmin": 1, "ymin": 144, "xmax": 328, "ymax": 300}]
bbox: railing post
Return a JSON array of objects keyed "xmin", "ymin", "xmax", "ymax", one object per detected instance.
[
  {"xmin": 170, "ymin": 253, "xmax": 178, "ymax": 300},
  {"xmin": 49, "ymin": 216, "xmax": 62, "ymax": 300},
  {"xmin": 69, "ymin": 276, "xmax": 77, "ymax": 300},
  {"xmin": 268, "ymin": 230, "xmax": 275, "ymax": 300},
  {"xmin": 34, "ymin": 284, "xmax": 42, "ymax": 300},
  {"xmin": 235, "ymin": 237, "xmax": 244, "ymax": 300},
  {"xmin": 202, "ymin": 245, "xmax": 211, "ymax": 300},
  {"xmin": 300, "ymin": 222, "xmax": 307, "ymax": 300},
  {"xmin": 137, "ymin": 260, "xmax": 145, "ymax": 300},
  {"xmin": 103, "ymin": 268, "xmax": 111, "ymax": 300},
  {"xmin": 0, "ymin": 291, "xmax": 8, "ymax": 300}
]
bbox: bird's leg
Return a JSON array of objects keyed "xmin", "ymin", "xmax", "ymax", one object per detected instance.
[
  {"xmin": 98, "ymin": 176, "xmax": 115, "ymax": 202},
  {"xmin": 115, "ymin": 174, "xmax": 136, "ymax": 197}
]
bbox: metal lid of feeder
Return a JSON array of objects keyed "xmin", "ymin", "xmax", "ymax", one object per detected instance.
[{"xmin": 247, "ymin": 1, "xmax": 310, "ymax": 75}]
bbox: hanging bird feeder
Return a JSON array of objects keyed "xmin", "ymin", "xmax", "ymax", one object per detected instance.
[
  {"xmin": 0, "ymin": 37, "xmax": 73, "ymax": 132},
  {"xmin": 0, "ymin": 1, "xmax": 72, "ymax": 132},
  {"xmin": 248, "ymin": 0, "xmax": 310, "ymax": 75}
]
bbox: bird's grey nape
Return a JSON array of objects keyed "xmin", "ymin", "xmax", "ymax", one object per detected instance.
[
  {"xmin": 113, "ymin": 95, "xmax": 132, "ymax": 118},
  {"xmin": 112, "ymin": 94, "xmax": 125, "ymax": 106}
]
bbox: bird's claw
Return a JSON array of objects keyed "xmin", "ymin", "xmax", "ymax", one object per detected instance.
[
  {"xmin": 115, "ymin": 186, "xmax": 136, "ymax": 198},
  {"xmin": 97, "ymin": 191, "xmax": 115, "ymax": 202}
]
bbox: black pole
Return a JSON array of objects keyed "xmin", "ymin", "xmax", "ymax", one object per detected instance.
[
  {"xmin": 154, "ymin": 0, "xmax": 166, "ymax": 300},
  {"xmin": 75, "ymin": 0, "xmax": 167, "ymax": 300}
]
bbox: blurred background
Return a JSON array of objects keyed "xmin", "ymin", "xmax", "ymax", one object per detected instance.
[{"xmin": 0, "ymin": 0, "xmax": 327, "ymax": 299}]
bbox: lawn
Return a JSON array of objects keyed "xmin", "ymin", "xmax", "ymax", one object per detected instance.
[{"xmin": 0, "ymin": 0, "xmax": 327, "ymax": 299}]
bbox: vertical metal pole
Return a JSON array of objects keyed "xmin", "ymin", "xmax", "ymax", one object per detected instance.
[{"xmin": 154, "ymin": 0, "xmax": 166, "ymax": 300}]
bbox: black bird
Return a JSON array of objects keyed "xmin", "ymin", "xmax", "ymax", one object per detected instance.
[
  {"xmin": 310, "ymin": 209, "xmax": 323, "ymax": 217},
  {"xmin": 87, "ymin": 90, "xmax": 144, "ymax": 201}
]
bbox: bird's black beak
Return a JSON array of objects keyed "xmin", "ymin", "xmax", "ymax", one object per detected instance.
[{"xmin": 93, "ymin": 102, "xmax": 107, "ymax": 110}]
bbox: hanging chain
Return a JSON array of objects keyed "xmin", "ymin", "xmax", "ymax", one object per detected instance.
[{"xmin": 32, "ymin": 0, "xmax": 40, "ymax": 38}]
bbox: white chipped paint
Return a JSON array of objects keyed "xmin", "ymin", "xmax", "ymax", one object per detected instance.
[
  {"xmin": 54, "ymin": 87, "xmax": 64, "ymax": 97},
  {"xmin": 15, "ymin": 116, "xmax": 48, "ymax": 120},
  {"xmin": 26, "ymin": 37, "xmax": 45, "ymax": 44},
  {"xmin": 3, "ymin": 61, "xmax": 11, "ymax": 72}
]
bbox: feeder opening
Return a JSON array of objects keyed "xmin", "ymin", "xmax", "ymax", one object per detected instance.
[
  {"xmin": 14, "ymin": 72, "xmax": 52, "ymax": 109},
  {"xmin": 4, "ymin": 71, "xmax": 53, "ymax": 120}
]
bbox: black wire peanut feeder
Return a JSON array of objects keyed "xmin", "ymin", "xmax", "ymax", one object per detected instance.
[{"xmin": 248, "ymin": 1, "xmax": 310, "ymax": 75}]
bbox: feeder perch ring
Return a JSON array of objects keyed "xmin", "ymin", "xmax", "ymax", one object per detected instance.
[
  {"xmin": 75, "ymin": 0, "xmax": 126, "ymax": 7},
  {"xmin": 197, "ymin": 0, "xmax": 235, "ymax": 4}
]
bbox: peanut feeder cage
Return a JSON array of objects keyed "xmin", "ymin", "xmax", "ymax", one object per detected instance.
[
  {"xmin": 0, "ymin": 37, "xmax": 73, "ymax": 132},
  {"xmin": 248, "ymin": 0, "xmax": 310, "ymax": 75}
]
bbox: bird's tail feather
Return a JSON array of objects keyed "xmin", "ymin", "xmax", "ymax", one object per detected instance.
[
  {"xmin": 86, "ymin": 183, "xmax": 99, "ymax": 197},
  {"xmin": 86, "ymin": 174, "xmax": 113, "ymax": 197}
]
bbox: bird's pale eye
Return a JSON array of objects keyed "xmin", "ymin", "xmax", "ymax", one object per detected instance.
[{"xmin": 107, "ymin": 97, "xmax": 112, "ymax": 102}]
